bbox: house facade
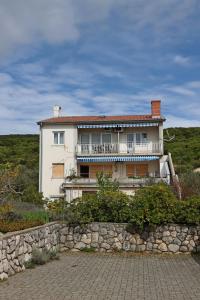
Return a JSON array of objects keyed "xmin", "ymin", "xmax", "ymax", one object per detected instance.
[{"xmin": 38, "ymin": 100, "xmax": 171, "ymax": 201}]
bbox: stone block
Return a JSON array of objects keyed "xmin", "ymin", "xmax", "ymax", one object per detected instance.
[
  {"xmin": 168, "ymin": 244, "xmax": 179, "ymax": 253},
  {"xmin": 91, "ymin": 232, "xmax": 99, "ymax": 243},
  {"xmin": 158, "ymin": 243, "xmax": 167, "ymax": 252}
]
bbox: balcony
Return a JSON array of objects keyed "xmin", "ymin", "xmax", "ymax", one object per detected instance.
[
  {"xmin": 76, "ymin": 142, "xmax": 162, "ymax": 156},
  {"xmin": 63, "ymin": 176, "xmax": 169, "ymax": 189}
]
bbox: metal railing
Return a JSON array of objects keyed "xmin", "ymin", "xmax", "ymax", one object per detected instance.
[{"xmin": 76, "ymin": 142, "xmax": 162, "ymax": 155}]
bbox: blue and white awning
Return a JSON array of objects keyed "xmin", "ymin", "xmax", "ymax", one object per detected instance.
[
  {"xmin": 77, "ymin": 122, "xmax": 159, "ymax": 129},
  {"xmin": 77, "ymin": 156, "xmax": 160, "ymax": 163}
]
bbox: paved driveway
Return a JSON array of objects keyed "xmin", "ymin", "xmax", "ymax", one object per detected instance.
[{"xmin": 0, "ymin": 252, "xmax": 200, "ymax": 300}]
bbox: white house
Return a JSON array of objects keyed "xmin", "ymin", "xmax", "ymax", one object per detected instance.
[{"xmin": 38, "ymin": 100, "xmax": 172, "ymax": 201}]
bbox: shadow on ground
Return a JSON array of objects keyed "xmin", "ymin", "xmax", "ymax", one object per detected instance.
[{"xmin": 191, "ymin": 253, "xmax": 200, "ymax": 265}]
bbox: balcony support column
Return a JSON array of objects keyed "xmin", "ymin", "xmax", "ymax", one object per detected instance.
[{"xmin": 159, "ymin": 123, "xmax": 163, "ymax": 154}]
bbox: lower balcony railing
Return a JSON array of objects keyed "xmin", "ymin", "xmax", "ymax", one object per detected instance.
[
  {"xmin": 76, "ymin": 142, "xmax": 162, "ymax": 155},
  {"xmin": 63, "ymin": 176, "xmax": 170, "ymax": 186}
]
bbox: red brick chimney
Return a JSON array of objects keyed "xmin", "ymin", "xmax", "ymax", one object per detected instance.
[{"xmin": 151, "ymin": 100, "xmax": 161, "ymax": 118}]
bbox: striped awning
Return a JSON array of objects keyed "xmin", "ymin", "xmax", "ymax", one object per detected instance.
[
  {"xmin": 77, "ymin": 122, "xmax": 159, "ymax": 129},
  {"xmin": 77, "ymin": 156, "xmax": 160, "ymax": 162}
]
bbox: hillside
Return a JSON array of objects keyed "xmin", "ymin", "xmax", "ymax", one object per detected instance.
[
  {"xmin": 0, "ymin": 128, "xmax": 199, "ymax": 181},
  {"xmin": 164, "ymin": 127, "xmax": 200, "ymax": 174}
]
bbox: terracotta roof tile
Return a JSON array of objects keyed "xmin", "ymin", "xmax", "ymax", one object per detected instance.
[{"xmin": 38, "ymin": 114, "xmax": 165, "ymax": 125}]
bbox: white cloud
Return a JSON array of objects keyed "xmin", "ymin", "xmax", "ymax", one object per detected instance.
[
  {"xmin": 166, "ymin": 86, "xmax": 195, "ymax": 96},
  {"xmin": 0, "ymin": 0, "xmax": 199, "ymax": 59},
  {"xmin": 173, "ymin": 55, "xmax": 190, "ymax": 66},
  {"xmin": 165, "ymin": 115, "xmax": 200, "ymax": 128},
  {"xmin": 0, "ymin": 68, "xmax": 199, "ymax": 133}
]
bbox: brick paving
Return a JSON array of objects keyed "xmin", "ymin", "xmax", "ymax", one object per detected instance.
[{"xmin": 0, "ymin": 252, "xmax": 200, "ymax": 300}]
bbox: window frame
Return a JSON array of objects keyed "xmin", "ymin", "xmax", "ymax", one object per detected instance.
[{"xmin": 53, "ymin": 131, "xmax": 65, "ymax": 145}]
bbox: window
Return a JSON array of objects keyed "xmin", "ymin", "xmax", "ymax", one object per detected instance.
[
  {"xmin": 53, "ymin": 132, "xmax": 64, "ymax": 145},
  {"xmin": 102, "ymin": 133, "xmax": 111, "ymax": 144},
  {"xmin": 52, "ymin": 163, "xmax": 64, "ymax": 178},
  {"xmin": 142, "ymin": 133, "xmax": 148, "ymax": 142},
  {"xmin": 81, "ymin": 134, "xmax": 89, "ymax": 144},
  {"xmin": 91, "ymin": 133, "xmax": 101, "ymax": 144},
  {"xmin": 80, "ymin": 165, "xmax": 89, "ymax": 178},
  {"xmin": 136, "ymin": 133, "xmax": 141, "ymax": 144}
]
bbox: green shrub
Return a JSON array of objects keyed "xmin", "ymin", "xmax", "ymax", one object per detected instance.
[
  {"xmin": 175, "ymin": 197, "xmax": 200, "ymax": 225},
  {"xmin": 24, "ymin": 259, "xmax": 35, "ymax": 269},
  {"xmin": 180, "ymin": 172, "xmax": 200, "ymax": 198},
  {"xmin": 25, "ymin": 248, "xmax": 59, "ymax": 268},
  {"xmin": 47, "ymin": 198, "xmax": 65, "ymax": 220},
  {"xmin": 65, "ymin": 191, "xmax": 131, "ymax": 225},
  {"xmin": 31, "ymin": 248, "xmax": 50, "ymax": 265},
  {"xmin": 49, "ymin": 249, "xmax": 60, "ymax": 260},
  {"xmin": 21, "ymin": 185, "xmax": 43, "ymax": 205},
  {"xmin": 129, "ymin": 183, "xmax": 177, "ymax": 228}
]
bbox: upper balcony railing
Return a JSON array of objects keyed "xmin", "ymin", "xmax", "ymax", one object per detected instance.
[{"xmin": 76, "ymin": 142, "xmax": 163, "ymax": 156}]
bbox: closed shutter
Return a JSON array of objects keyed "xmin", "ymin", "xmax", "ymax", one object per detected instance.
[
  {"xmin": 136, "ymin": 164, "xmax": 148, "ymax": 176},
  {"xmin": 52, "ymin": 164, "xmax": 64, "ymax": 178},
  {"xmin": 126, "ymin": 164, "xmax": 134, "ymax": 177},
  {"xmin": 90, "ymin": 165, "xmax": 113, "ymax": 178},
  {"xmin": 90, "ymin": 165, "xmax": 102, "ymax": 178},
  {"xmin": 126, "ymin": 164, "xmax": 148, "ymax": 177}
]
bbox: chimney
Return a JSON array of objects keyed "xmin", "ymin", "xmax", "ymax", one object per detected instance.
[
  {"xmin": 151, "ymin": 100, "xmax": 161, "ymax": 118},
  {"xmin": 53, "ymin": 105, "xmax": 61, "ymax": 117}
]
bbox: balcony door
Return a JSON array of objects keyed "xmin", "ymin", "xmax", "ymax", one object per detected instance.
[
  {"xmin": 127, "ymin": 134, "xmax": 134, "ymax": 153},
  {"xmin": 102, "ymin": 133, "xmax": 112, "ymax": 153},
  {"xmin": 91, "ymin": 133, "xmax": 101, "ymax": 154},
  {"xmin": 127, "ymin": 133, "xmax": 148, "ymax": 153},
  {"xmin": 81, "ymin": 134, "xmax": 90, "ymax": 154}
]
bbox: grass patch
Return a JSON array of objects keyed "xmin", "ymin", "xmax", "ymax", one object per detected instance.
[
  {"xmin": 21, "ymin": 211, "xmax": 49, "ymax": 223},
  {"xmin": 80, "ymin": 247, "xmax": 96, "ymax": 253}
]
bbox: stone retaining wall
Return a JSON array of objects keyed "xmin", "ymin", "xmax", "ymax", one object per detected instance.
[
  {"xmin": 1, "ymin": 222, "xmax": 200, "ymax": 280},
  {"xmin": 60, "ymin": 223, "xmax": 200, "ymax": 254},
  {"xmin": 0, "ymin": 222, "xmax": 60, "ymax": 280}
]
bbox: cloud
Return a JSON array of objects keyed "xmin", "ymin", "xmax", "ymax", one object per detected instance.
[
  {"xmin": 0, "ymin": 66, "xmax": 199, "ymax": 134},
  {"xmin": 0, "ymin": 1, "xmax": 200, "ymax": 133},
  {"xmin": 0, "ymin": 0, "xmax": 199, "ymax": 60},
  {"xmin": 165, "ymin": 115, "xmax": 200, "ymax": 128},
  {"xmin": 173, "ymin": 55, "xmax": 190, "ymax": 66}
]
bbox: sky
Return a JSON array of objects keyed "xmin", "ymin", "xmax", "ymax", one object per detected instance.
[{"xmin": 0, "ymin": 0, "xmax": 200, "ymax": 134}]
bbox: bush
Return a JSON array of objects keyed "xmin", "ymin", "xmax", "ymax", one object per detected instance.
[
  {"xmin": 21, "ymin": 185, "xmax": 43, "ymax": 205},
  {"xmin": 65, "ymin": 191, "xmax": 132, "ymax": 225},
  {"xmin": 180, "ymin": 172, "xmax": 200, "ymax": 198},
  {"xmin": 31, "ymin": 248, "xmax": 50, "ymax": 265},
  {"xmin": 0, "ymin": 204, "xmax": 13, "ymax": 219},
  {"xmin": 47, "ymin": 198, "xmax": 65, "ymax": 220},
  {"xmin": 129, "ymin": 183, "xmax": 176, "ymax": 228},
  {"xmin": 175, "ymin": 197, "xmax": 200, "ymax": 225},
  {"xmin": 25, "ymin": 248, "xmax": 59, "ymax": 268}
]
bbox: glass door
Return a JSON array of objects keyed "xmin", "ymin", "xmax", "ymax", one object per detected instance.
[
  {"xmin": 127, "ymin": 134, "xmax": 134, "ymax": 153},
  {"xmin": 81, "ymin": 134, "xmax": 90, "ymax": 154}
]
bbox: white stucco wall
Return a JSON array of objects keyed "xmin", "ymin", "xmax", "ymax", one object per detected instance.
[{"xmin": 40, "ymin": 124, "xmax": 77, "ymax": 199}]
